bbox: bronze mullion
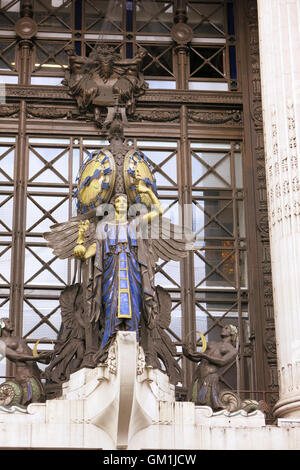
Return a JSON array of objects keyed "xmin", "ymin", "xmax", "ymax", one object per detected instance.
[
  {"xmin": 121, "ymin": 0, "xmax": 127, "ymax": 59},
  {"xmin": 18, "ymin": 37, "xmax": 33, "ymax": 86},
  {"xmin": 8, "ymin": 99, "xmax": 28, "ymax": 377},
  {"xmin": 175, "ymin": 42, "xmax": 189, "ymax": 90},
  {"xmin": 173, "ymin": 0, "xmax": 189, "ymax": 90},
  {"xmin": 224, "ymin": 1, "xmax": 231, "ymax": 91},
  {"xmin": 68, "ymin": 138, "xmax": 73, "ymax": 285},
  {"xmin": 179, "ymin": 104, "xmax": 195, "ymax": 388},
  {"xmin": 231, "ymin": 140, "xmax": 245, "ymax": 393},
  {"xmin": 236, "ymin": 0, "xmax": 270, "ymax": 396}
]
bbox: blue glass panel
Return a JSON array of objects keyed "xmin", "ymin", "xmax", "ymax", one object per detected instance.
[
  {"xmin": 120, "ymin": 252, "xmax": 127, "ymax": 260},
  {"xmin": 120, "ymin": 293, "xmax": 130, "ymax": 315},
  {"xmin": 227, "ymin": 3, "xmax": 235, "ymax": 35},
  {"xmin": 120, "ymin": 260, "xmax": 127, "ymax": 269},
  {"xmin": 120, "ymin": 279, "xmax": 128, "ymax": 289},
  {"xmin": 126, "ymin": 1, "xmax": 133, "ymax": 31},
  {"xmin": 126, "ymin": 43, "xmax": 133, "ymax": 58},
  {"xmin": 75, "ymin": 41, "xmax": 81, "ymax": 55},
  {"xmin": 229, "ymin": 46, "xmax": 237, "ymax": 79},
  {"xmin": 120, "ymin": 270, "xmax": 127, "ymax": 278},
  {"xmin": 126, "ymin": 0, "xmax": 133, "ymax": 58},
  {"xmin": 75, "ymin": 0, "xmax": 82, "ymax": 30}
]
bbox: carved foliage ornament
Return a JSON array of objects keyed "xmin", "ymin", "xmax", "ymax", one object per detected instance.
[
  {"xmin": 189, "ymin": 110, "xmax": 242, "ymax": 126},
  {"xmin": 27, "ymin": 106, "xmax": 70, "ymax": 119},
  {"xmin": 0, "ymin": 105, "xmax": 19, "ymax": 117}
]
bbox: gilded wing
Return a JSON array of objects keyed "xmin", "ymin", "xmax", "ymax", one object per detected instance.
[
  {"xmin": 148, "ymin": 216, "xmax": 195, "ymax": 263},
  {"xmin": 43, "ymin": 210, "xmax": 97, "ymax": 260}
]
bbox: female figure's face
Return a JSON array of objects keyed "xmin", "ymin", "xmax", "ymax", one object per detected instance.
[
  {"xmin": 221, "ymin": 325, "xmax": 232, "ymax": 337},
  {"xmin": 2, "ymin": 318, "xmax": 13, "ymax": 333},
  {"xmin": 114, "ymin": 195, "xmax": 127, "ymax": 215}
]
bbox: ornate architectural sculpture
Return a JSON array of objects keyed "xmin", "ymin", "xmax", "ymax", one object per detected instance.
[
  {"xmin": 43, "ymin": 284, "xmax": 86, "ymax": 392},
  {"xmin": 43, "ymin": 118, "xmax": 193, "ymax": 395},
  {"xmin": 183, "ymin": 325, "xmax": 238, "ymax": 410},
  {"xmin": 62, "ymin": 43, "xmax": 149, "ymax": 128},
  {"xmin": 0, "ymin": 318, "xmax": 50, "ymax": 406},
  {"xmin": 183, "ymin": 325, "xmax": 260, "ymax": 413}
]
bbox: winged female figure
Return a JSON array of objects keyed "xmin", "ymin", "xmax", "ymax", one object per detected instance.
[{"xmin": 44, "ymin": 183, "xmax": 194, "ymax": 366}]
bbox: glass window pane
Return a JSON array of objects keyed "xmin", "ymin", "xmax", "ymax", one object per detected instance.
[
  {"xmin": 187, "ymin": 2, "xmax": 224, "ymax": 36},
  {"xmin": 235, "ymin": 152, "xmax": 243, "ymax": 188},
  {"xmin": 188, "ymin": 81, "xmax": 229, "ymax": 91}
]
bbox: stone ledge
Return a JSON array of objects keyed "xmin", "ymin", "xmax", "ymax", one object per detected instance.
[
  {"xmin": 0, "ymin": 332, "xmax": 298, "ymax": 449},
  {"xmin": 278, "ymin": 418, "xmax": 300, "ymax": 427}
]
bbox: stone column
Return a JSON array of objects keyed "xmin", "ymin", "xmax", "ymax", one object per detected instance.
[{"xmin": 257, "ymin": 0, "xmax": 300, "ymax": 418}]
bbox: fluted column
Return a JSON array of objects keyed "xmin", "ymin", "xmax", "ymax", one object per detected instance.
[{"xmin": 257, "ymin": 0, "xmax": 300, "ymax": 418}]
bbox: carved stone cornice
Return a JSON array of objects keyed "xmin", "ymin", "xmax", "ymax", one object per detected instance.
[
  {"xmin": 22, "ymin": 105, "xmax": 244, "ymax": 131},
  {"xmin": 138, "ymin": 90, "xmax": 243, "ymax": 106},
  {"xmin": 5, "ymin": 84, "xmax": 243, "ymax": 107},
  {"xmin": 6, "ymin": 85, "xmax": 71, "ymax": 102}
]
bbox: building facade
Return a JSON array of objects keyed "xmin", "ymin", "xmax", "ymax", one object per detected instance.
[{"xmin": 0, "ymin": 0, "xmax": 299, "ymax": 444}]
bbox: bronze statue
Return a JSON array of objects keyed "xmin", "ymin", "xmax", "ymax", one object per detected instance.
[
  {"xmin": 63, "ymin": 43, "xmax": 148, "ymax": 125},
  {"xmin": 140, "ymin": 285, "xmax": 183, "ymax": 385},
  {"xmin": 43, "ymin": 284, "xmax": 86, "ymax": 389},
  {"xmin": 183, "ymin": 325, "xmax": 238, "ymax": 410},
  {"xmin": 0, "ymin": 318, "xmax": 50, "ymax": 406},
  {"xmin": 43, "ymin": 120, "xmax": 194, "ymax": 390},
  {"xmin": 42, "ymin": 44, "xmax": 194, "ymax": 392}
]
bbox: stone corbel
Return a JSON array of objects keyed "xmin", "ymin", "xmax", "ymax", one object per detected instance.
[{"xmin": 84, "ymin": 332, "xmax": 160, "ymax": 449}]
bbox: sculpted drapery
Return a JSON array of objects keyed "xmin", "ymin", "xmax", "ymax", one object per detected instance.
[{"xmin": 43, "ymin": 137, "xmax": 194, "ymax": 384}]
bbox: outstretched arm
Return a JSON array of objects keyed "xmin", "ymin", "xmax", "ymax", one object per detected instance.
[
  {"xmin": 5, "ymin": 346, "xmax": 37, "ymax": 363},
  {"xmin": 182, "ymin": 344, "xmax": 203, "ymax": 363},
  {"xmin": 138, "ymin": 182, "xmax": 163, "ymax": 224},
  {"xmin": 199, "ymin": 349, "xmax": 237, "ymax": 367}
]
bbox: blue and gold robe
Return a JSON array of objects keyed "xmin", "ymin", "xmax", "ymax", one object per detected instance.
[{"xmin": 88, "ymin": 217, "xmax": 156, "ymax": 348}]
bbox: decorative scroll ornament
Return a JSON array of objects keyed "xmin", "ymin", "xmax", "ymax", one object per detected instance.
[
  {"xmin": 74, "ymin": 149, "xmax": 116, "ymax": 214},
  {"xmin": 62, "ymin": 43, "xmax": 149, "ymax": 128}
]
